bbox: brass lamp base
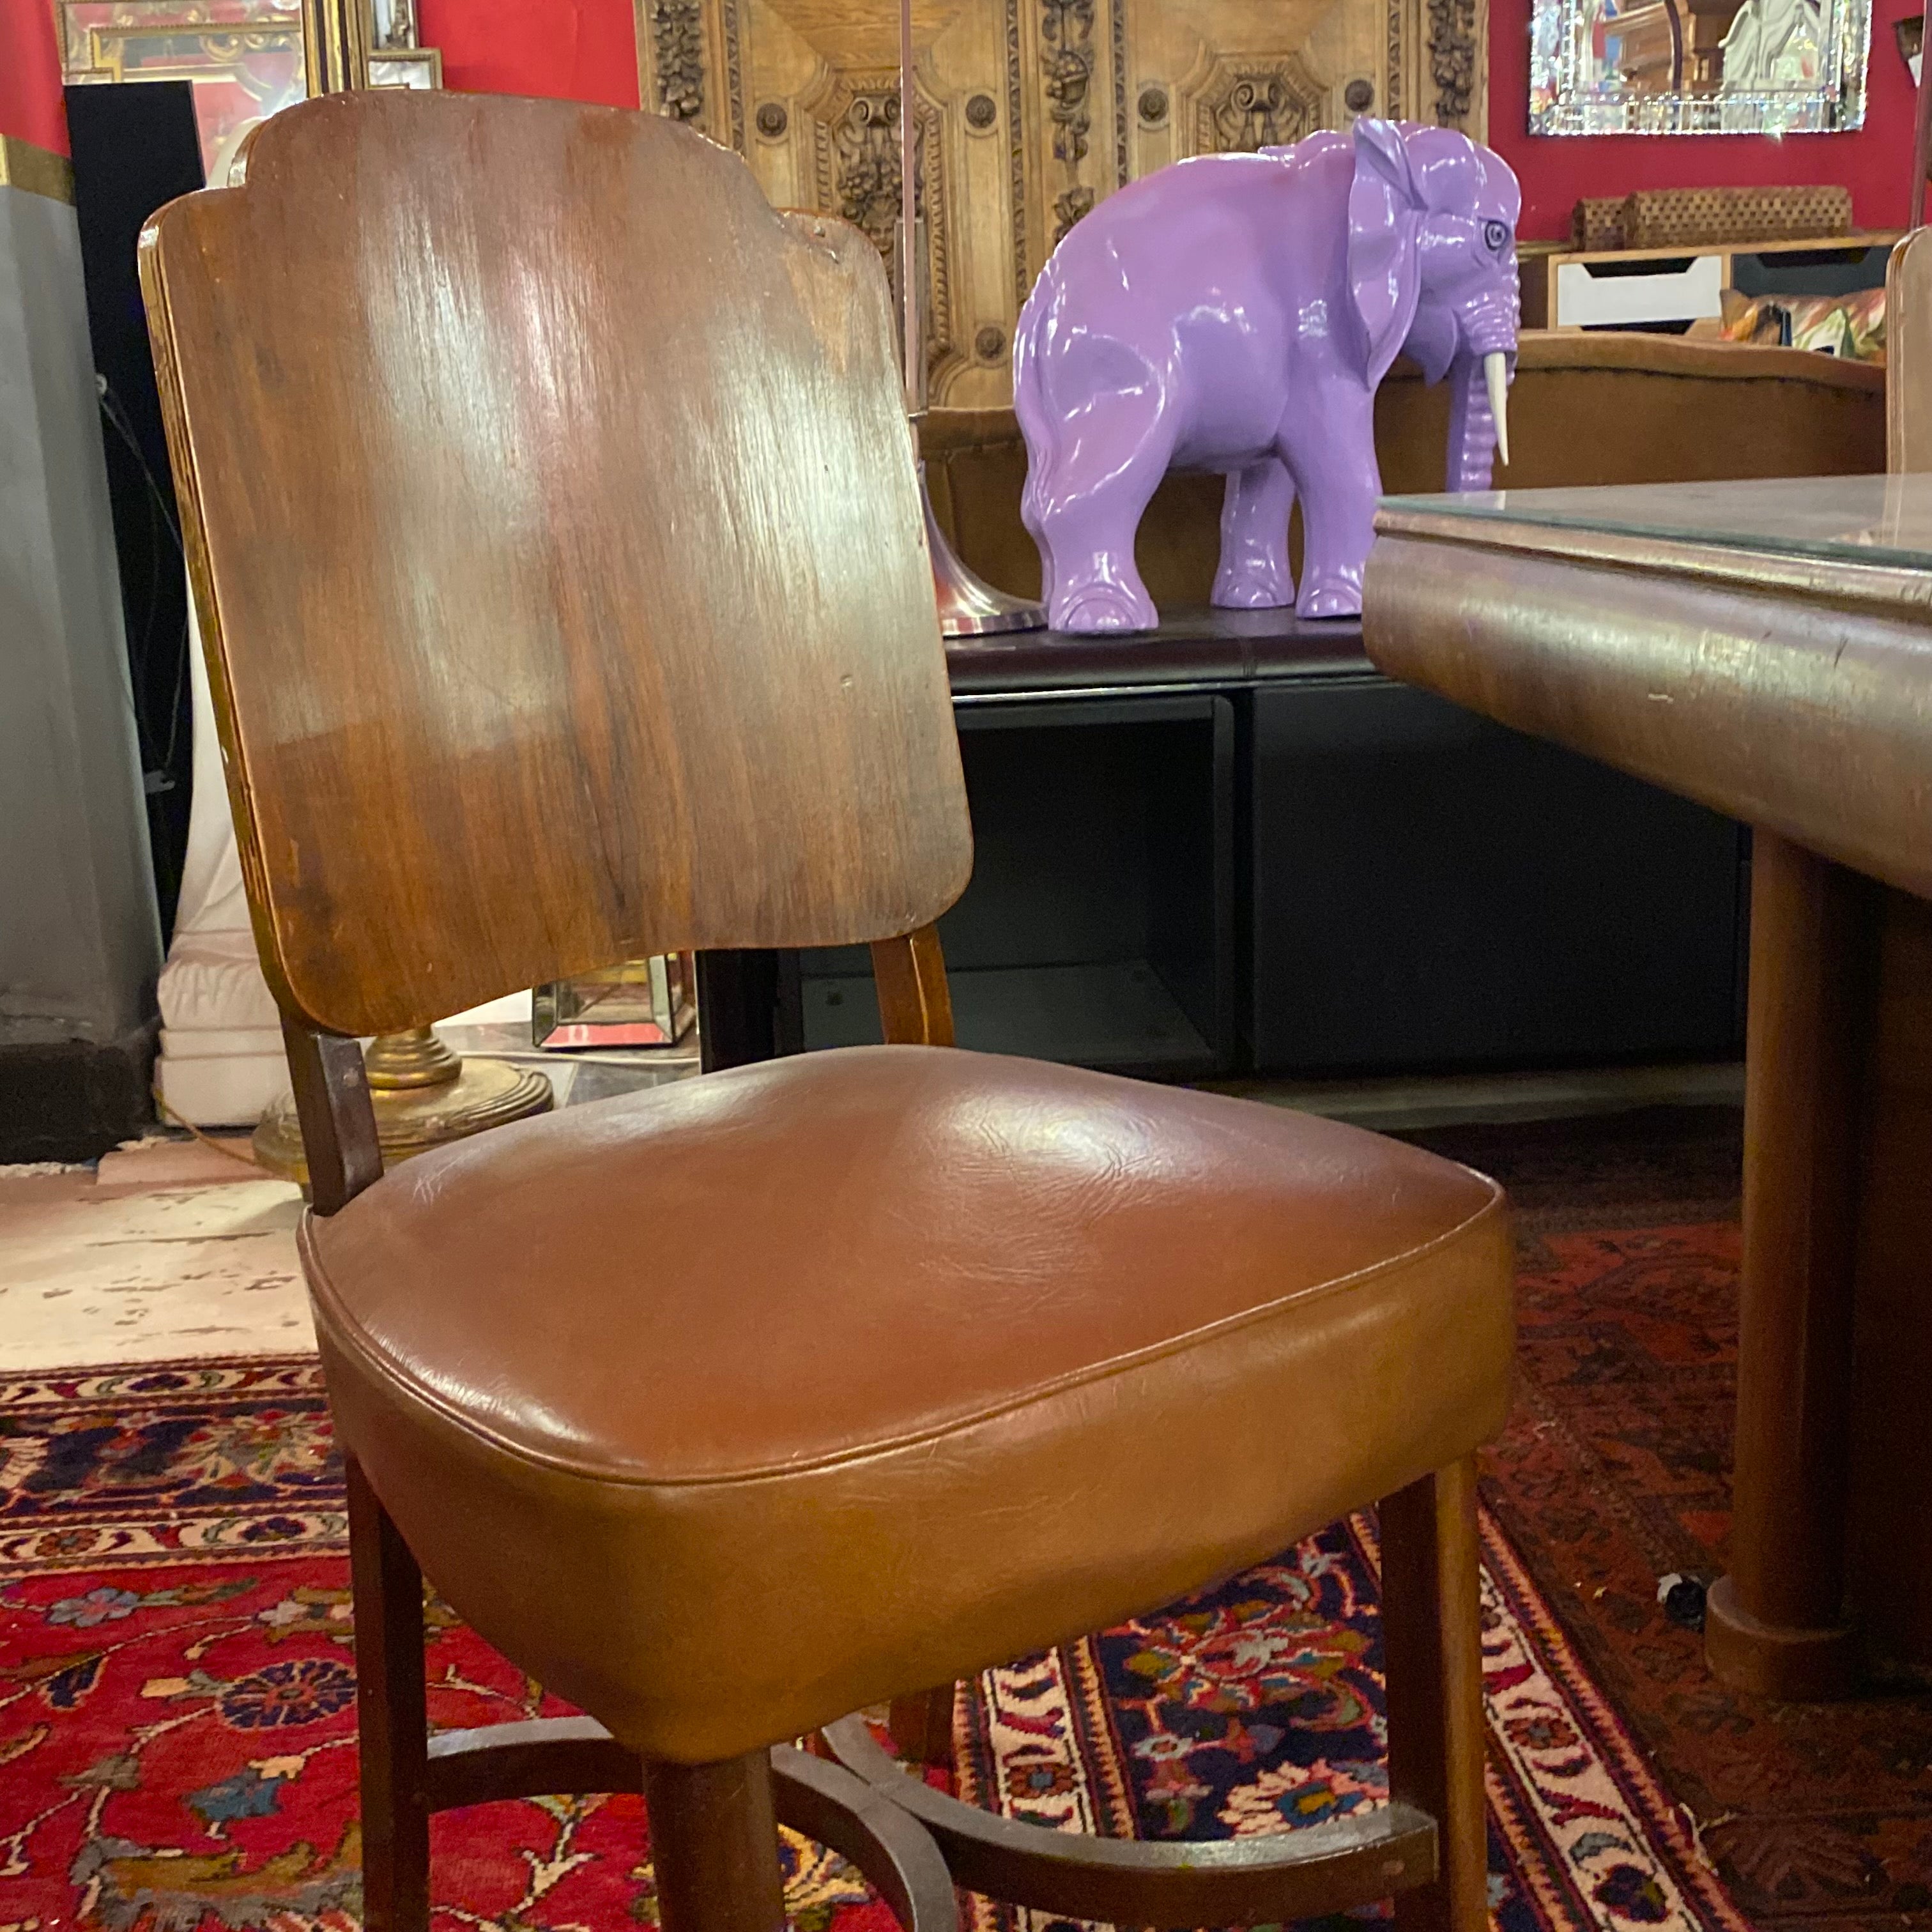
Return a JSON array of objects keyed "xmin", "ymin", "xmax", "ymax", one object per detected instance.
[{"xmin": 252, "ymin": 1027, "xmax": 553, "ymax": 1186}]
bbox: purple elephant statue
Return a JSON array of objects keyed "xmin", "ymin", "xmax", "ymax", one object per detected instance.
[{"xmin": 1012, "ymin": 117, "xmax": 1521, "ymax": 630}]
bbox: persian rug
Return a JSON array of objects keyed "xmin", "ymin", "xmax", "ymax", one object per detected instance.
[
  {"xmin": 0, "ymin": 1354, "xmax": 1740, "ymax": 1932},
  {"xmin": 1407, "ymin": 1105, "xmax": 1932, "ymax": 1932}
]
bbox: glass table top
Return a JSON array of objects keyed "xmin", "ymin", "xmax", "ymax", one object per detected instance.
[{"xmin": 1379, "ymin": 473, "xmax": 1932, "ymax": 572}]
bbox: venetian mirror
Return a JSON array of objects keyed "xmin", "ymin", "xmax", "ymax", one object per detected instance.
[{"xmin": 1529, "ymin": 0, "xmax": 1869, "ymax": 132}]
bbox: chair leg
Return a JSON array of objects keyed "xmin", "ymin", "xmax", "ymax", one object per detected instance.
[
  {"xmin": 642, "ymin": 1750, "xmax": 789, "ymax": 1932},
  {"xmin": 888, "ymin": 1685, "xmax": 956, "ymax": 1768},
  {"xmin": 1381, "ymin": 1454, "xmax": 1487, "ymax": 1932},
  {"xmin": 348, "ymin": 1453, "xmax": 432, "ymax": 1932}
]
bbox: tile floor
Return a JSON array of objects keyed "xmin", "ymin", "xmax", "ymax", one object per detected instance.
[
  {"xmin": 0, "ymin": 1016, "xmax": 699, "ymax": 1372},
  {"xmin": 0, "ymin": 1140, "xmax": 308, "ymax": 1368}
]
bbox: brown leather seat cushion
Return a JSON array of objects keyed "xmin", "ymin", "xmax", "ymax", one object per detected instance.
[{"xmin": 305, "ymin": 1045, "xmax": 1511, "ymax": 1763}]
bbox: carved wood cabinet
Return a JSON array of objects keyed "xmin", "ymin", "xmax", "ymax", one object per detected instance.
[{"xmin": 636, "ymin": 0, "xmax": 1487, "ymax": 406}]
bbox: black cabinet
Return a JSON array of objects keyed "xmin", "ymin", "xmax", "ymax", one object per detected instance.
[
  {"xmin": 710, "ymin": 611, "xmax": 1747, "ymax": 1084},
  {"xmin": 1245, "ymin": 677, "xmax": 1746, "ymax": 1073},
  {"xmin": 798, "ymin": 695, "xmax": 1236, "ymax": 1078}
]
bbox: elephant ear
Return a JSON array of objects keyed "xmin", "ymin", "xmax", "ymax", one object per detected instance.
[{"xmin": 1346, "ymin": 118, "xmax": 1425, "ymax": 388}]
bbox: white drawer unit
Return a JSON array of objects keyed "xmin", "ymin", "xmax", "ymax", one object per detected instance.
[
  {"xmin": 1522, "ymin": 233, "xmax": 1901, "ymax": 334},
  {"xmin": 1556, "ymin": 253, "xmax": 1725, "ymax": 328}
]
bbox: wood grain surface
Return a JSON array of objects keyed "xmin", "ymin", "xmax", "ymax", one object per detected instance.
[
  {"xmin": 1364, "ymin": 526, "xmax": 1932, "ymax": 902},
  {"xmin": 141, "ymin": 89, "xmax": 971, "ymax": 1038},
  {"xmin": 1890, "ymin": 230, "xmax": 1932, "ymax": 471}
]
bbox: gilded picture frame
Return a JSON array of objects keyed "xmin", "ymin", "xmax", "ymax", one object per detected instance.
[{"xmin": 1529, "ymin": 0, "xmax": 1871, "ymax": 133}]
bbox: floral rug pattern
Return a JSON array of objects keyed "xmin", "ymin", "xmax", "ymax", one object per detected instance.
[
  {"xmin": 953, "ymin": 1512, "xmax": 1745, "ymax": 1932},
  {"xmin": 0, "ymin": 1354, "xmax": 1748, "ymax": 1932}
]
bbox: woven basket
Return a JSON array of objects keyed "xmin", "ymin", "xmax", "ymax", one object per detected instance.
[
  {"xmin": 1572, "ymin": 197, "xmax": 1627, "ymax": 252},
  {"xmin": 1620, "ymin": 185, "xmax": 1854, "ymax": 249}
]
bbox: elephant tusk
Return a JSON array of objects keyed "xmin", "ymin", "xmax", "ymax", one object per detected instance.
[{"xmin": 1485, "ymin": 351, "xmax": 1510, "ymax": 468}]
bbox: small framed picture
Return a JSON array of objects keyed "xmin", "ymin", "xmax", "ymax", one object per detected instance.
[{"xmin": 368, "ymin": 47, "xmax": 443, "ymax": 89}]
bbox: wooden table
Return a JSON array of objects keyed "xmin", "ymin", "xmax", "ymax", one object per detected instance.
[{"xmin": 1365, "ymin": 473, "xmax": 1932, "ymax": 1698}]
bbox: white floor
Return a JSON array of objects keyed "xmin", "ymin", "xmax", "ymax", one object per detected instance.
[
  {"xmin": 0, "ymin": 1140, "xmax": 309, "ymax": 1369},
  {"xmin": 0, "ymin": 1056, "xmax": 1742, "ymax": 1374}
]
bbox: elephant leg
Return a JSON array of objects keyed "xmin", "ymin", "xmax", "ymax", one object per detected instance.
[
  {"xmin": 1280, "ymin": 388, "xmax": 1379, "ymax": 620},
  {"xmin": 1020, "ymin": 454, "xmax": 1055, "ymax": 613},
  {"xmin": 1031, "ymin": 388, "xmax": 1171, "ymax": 632},
  {"xmin": 1213, "ymin": 458, "xmax": 1296, "ymax": 610}
]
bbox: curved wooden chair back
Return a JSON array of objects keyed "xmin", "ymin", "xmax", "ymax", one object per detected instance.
[
  {"xmin": 139, "ymin": 89, "xmax": 971, "ymax": 1057},
  {"xmin": 1889, "ymin": 229, "xmax": 1932, "ymax": 472}
]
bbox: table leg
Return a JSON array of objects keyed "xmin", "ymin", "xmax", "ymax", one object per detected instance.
[
  {"xmin": 1705, "ymin": 831, "xmax": 1871, "ymax": 1698},
  {"xmin": 1844, "ymin": 887, "xmax": 1932, "ymax": 1682}
]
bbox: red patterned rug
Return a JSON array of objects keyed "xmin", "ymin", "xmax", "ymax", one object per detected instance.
[
  {"xmin": 0, "ymin": 1343, "xmax": 1740, "ymax": 1932},
  {"xmin": 1412, "ymin": 1105, "xmax": 1932, "ymax": 1932}
]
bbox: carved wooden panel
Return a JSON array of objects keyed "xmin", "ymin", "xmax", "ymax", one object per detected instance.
[{"xmin": 636, "ymin": 0, "xmax": 1485, "ymax": 406}]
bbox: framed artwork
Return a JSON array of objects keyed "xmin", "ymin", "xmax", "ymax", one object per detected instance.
[
  {"xmin": 1529, "ymin": 0, "xmax": 1871, "ymax": 132},
  {"xmin": 56, "ymin": 0, "xmax": 441, "ymax": 174}
]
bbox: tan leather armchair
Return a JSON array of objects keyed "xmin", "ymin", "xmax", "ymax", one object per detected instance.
[{"xmin": 923, "ymin": 332, "xmax": 1886, "ymax": 608}]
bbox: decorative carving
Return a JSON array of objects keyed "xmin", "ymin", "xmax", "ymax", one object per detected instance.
[
  {"xmin": 648, "ymin": 0, "xmax": 705, "ymax": 121},
  {"xmin": 1042, "ymin": 0, "xmax": 1096, "ymax": 164},
  {"xmin": 1195, "ymin": 62, "xmax": 1325, "ymax": 151},
  {"xmin": 825, "ymin": 88, "xmax": 909, "ymax": 255},
  {"xmin": 1008, "ymin": 0, "xmax": 1030, "ymax": 304},
  {"xmin": 695, "ymin": 0, "xmax": 1453, "ymax": 399},
  {"xmin": 1041, "ymin": 0, "xmax": 1096, "ymax": 263},
  {"xmin": 976, "ymin": 324, "xmax": 1006, "ymax": 358},
  {"xmin": 721, "ymin": 0, "xmax": 743, "ymax": 148},
  {"xmin": 1054, "ymin": 184, "xmax": 1095, "ymax": 240},
  {"xmin": 806, "ymin": 72, "xmax": 957, "ymax": 383},
  {"xmin": 1112, "ymin": 0, "xmax": 1129, "ymax": 186},
  {"xmin": 1428, "ymin": 0, "xmax": 1478, "ymax": 124}
]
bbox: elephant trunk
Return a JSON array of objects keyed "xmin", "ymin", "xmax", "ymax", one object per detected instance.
[{"xmin": 1445, "ymin": 349, "xmax": 1510, "ymax": 493}]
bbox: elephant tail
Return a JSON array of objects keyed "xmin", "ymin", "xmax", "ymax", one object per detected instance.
[{"xmin": 1012, "ymin": 264, "xmax": 1059, "ymax": 533}]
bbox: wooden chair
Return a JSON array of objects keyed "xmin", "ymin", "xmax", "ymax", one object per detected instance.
[
  {"xmin": 1888, "ymin": 227, "xmax": 1932, "ymax": 472},
  {"xmin": 141, "ymin": 87, "xmax": 1513, "ymax": 1932}
]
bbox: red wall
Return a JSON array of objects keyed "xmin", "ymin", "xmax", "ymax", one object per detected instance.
[
  {"xmin": 417, "ymin": 0, "xmax": 1914, "ymax": 242},
  {"xmin": 417, "ymin": 0, "xmax": 638, "ymax": 109},
  {"xmin": 0, "ymin": 0, "xmax": 71, "ymax": 155},
  {"xmin": 1489, "ymin": 0, "xmax": 1922, "ymax": 238}
]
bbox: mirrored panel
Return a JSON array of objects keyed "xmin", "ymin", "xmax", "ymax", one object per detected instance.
[
  {"xmin": 1529, "ymin": 0, "xmax": 1869, "ymax": 132},
  {"xmin": 56, "ymin": 0, "xmax": 307, "ymax": 176}
]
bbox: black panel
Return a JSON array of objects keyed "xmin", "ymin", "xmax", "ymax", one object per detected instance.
[
  {"xmin": 65, "ymin": 82, "xmax": 206, "ymax": 934},
  {"xmin": 798, "ymin": 696, "xmax": 1236, "ymax": 1078},
  {"xmin": 1248, "ymin": 678, "xmax": 1745, "ymax": 1074},
  {"xmin": 1730, "ymin": 243, "xmax": 1891, "ymax": 300},
  {"xmin": 0, "ymin": 1032, "xmax": 157, "ymax": 1164}
]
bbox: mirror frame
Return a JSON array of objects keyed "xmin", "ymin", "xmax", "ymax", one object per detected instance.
[{"xmin": 1528, "ymin": 0, "xmax": 1871, "ymax": 135}]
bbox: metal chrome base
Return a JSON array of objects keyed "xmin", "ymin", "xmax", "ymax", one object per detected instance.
[
  {"xmin": 252, "ymin": 1026, "xmax": 552, "ymax": 1184},
  {"xmin": 921, "ymin": 464, "xmax": 1046, "ymax": 638}
]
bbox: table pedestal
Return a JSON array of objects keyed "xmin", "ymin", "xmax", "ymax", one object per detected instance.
[{"xmin": 1708, "ymin": 832, "xmax": 1932, "ymax": 1696}]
